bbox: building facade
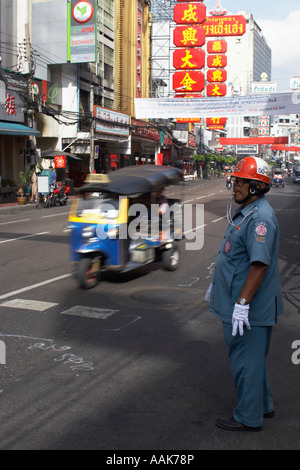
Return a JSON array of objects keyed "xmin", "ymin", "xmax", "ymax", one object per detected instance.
[{"xmin": 0, "ymin": 0, "xmax": 160, "ymax": 190}]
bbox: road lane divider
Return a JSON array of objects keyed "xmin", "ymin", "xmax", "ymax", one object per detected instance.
[
  {"xmin": 0, "ymin": 219, "xmax": 31, "ymax": 226},
  {"xmin": 0, "ymin": 231, "xmax": 50, "ymax": 244},
  {"xmin": 0, "ymin": 273, "xmax": 72, "ymax": 300}
]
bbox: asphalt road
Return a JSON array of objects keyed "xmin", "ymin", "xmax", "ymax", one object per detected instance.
[{"xmin": 0, "ymin": 176, "xmax": 299, "ymax": 451}]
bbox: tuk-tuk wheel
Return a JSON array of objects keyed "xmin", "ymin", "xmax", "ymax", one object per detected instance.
[
  {"xmin": 162, "ymin": 245, "xmax": 179, "ymax": 271},
  {"xmin": 77, "ymin": 257, "xmax": 101, "ymax": 289}
]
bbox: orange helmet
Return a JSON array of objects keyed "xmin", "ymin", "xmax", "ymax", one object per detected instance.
[{"xmin": 231, "ymin": 157, "xmax": 271, "ymax": 185}]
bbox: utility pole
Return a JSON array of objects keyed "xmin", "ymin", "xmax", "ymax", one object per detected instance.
[{"xmin": 89, "ymin": 84, "xmax": 95, "ymax": 174}]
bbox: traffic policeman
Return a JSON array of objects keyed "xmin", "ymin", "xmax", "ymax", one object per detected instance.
[{"xmin": 209, "ymin": 157, "xmax": 283, "ymax": 431}]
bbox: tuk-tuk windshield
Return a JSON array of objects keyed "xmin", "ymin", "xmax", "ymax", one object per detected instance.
[{"xmin": 76, "ymin": 193, "xmax": 119, "ymax": 219}]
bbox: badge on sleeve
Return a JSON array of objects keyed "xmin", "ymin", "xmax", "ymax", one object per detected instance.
[
  {"xmin": 255, "ymin": 222, "xmax": 268, "ymax": 243},
  {"xmin": 225, "ymin": 240, "xmax": 231, "ymax": 253}
]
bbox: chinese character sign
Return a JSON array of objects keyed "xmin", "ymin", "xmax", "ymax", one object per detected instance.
[
  {"xmin": 173, "ymin": 25, "xmax": 205, "ymax": 47},
  {"xmin": 173, "ymin": 71, "xmax": 204, "ymax": 92},
  {"xmin": 173, "ymin": 48, "xmax": 205, "ymax": 70},
  {"xmin": 207, "ymin": 69, "xmax": 227, "ymax": 82},
  {"xmin": 174, "ymin": 3, "xmax": 206, "ymax": 24},
  {"xmin": 173, "ymin": 1, "xmax": 206, "ymax": 97},
  {"xmin": 5, "ymin": 94, "xmax": 16, "ymax": 116},
  {"xmin": 206, "ymin": 38, "xmax": 227, "ymax": 97},
  {"xmin": 207, "ymin": 39, "xmax": 227, "ymax": 54}
]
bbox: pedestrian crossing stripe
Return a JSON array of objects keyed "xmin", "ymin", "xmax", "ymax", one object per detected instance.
[
  {"xmin": 1, "ymin": 298, "xmax": 58, "ymax": 311},
  {"xmin": 60, "ymin": 305, "xmax": 119, "ymax": 319}
]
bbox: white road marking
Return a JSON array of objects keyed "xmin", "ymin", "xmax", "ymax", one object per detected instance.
[
  {"xmin": 0, "ymin": 219, "xmax": 31, "ymax": 226},
  {"xmin": 61, "ymin": 305, "xmax": 119, "ymax": 319},
  {"xmin": 0, "ymin": 231, "xmax": 49, "ymax": 244},
  {"xmin": 0, "ymin": 273, "xmax": 72, "ymax": 300},
  {"xmin": 196, "ymin": 193, "xmax": 215, "ymax": 200},
  {"xmin": 212, "ymin": 216, "xmax": 227, "ymax": 223},
  {"xmin": 1, "ymin": 299, "xmax": 58, "ymax": 311},
  {"xmin": 184, "ymin": 224, "xmax": 207, "ymax": 235},
  {"xmin": 179, "ymin": 277, "xmax": 199, "ymax": 287},
  {"xmin": 42, "ymin": 212, "xmax": 70, "ymax": 219}
]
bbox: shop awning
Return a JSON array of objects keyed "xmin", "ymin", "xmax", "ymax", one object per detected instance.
[{"xmin": 0, "ymin": 122, "xmax": 40, "ymax": 136}]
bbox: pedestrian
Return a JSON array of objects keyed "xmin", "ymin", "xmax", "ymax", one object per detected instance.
[
  {"xmin": 30, "ymin": 166, "xmax": 38, "ymax": 203},
  {"xmin": 207, "ymin": 157, "xmax": 283, "ymax": 432},
  {"xmin": 50, "ymin": 166, "xmax": 57, "ymax": 187}
]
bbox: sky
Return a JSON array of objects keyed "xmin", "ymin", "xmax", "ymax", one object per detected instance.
[{"xmin": 204, "ymin": 0, "xmax": 300, "ymax": 91}]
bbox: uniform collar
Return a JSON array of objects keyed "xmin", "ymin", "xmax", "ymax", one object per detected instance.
[{"xmin": 233, "ymin": 196, "xmax": 263, "ymax": 220}]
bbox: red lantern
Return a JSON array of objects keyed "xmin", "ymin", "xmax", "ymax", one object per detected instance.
[
  {"xmin": 174, "ymin": 2, "xmax": 206, "ymax": 25},
  {"xmin": 206, "ymin": 83, "xmax": 227, "ymax": 96},
  {"xmin": 207, "ymin": 68, "xmax": 227, "ymax": 82},
  {"xmin": 207, "ymin": 54, "xmax": 227, "ymax": 68},
  {"xmin": 173, "ymin": 25, "xmax": 205, "ymax": 47},
  {"xmin": 173, "ymin": 71, "xmax": 204, "ymax": 93},
  {"xmin": 173, "ymin": 48, "xmax": 205, "ymax": 70},
  {"xmin": 207, "ymin": 39, "xmax": 227, "ymax": 54}
]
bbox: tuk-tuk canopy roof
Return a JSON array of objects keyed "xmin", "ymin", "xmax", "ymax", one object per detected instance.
[{"xmin": 79, "ymin": 166, "xmax": 183, "ymax": 195}]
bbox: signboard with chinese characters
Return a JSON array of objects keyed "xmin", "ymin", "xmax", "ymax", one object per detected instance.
[
  {"xmin": 174, "ymin": 2, "xmax": 206, "ymax": 24},
  {"xmin": 94, "ymin": 106, "xmax": 130, "ymax": 136},
  {"xmin": 173, "ymin": 48, "xmax": 205, "ymax": 70},
  {"xmin": 0, "ymin": 82, "xmax": 24, "ymax": 122},
  {"xmin": 207, "ymin": 53, "xmax": 227, "ymax": 68},
  {"xmin": 136, "ymin": 0, "xmax": 143, "ymax": 98},
  {"xmin": 172, "ymin": 1, "xmax": 206, "ymax": 99},
  {"xmin": 173, "ymin": 25, "xmax": 205, "ymax": 47},
  {"xmin": 68, "ymin": 0, "xmax": 97, "ymax": 63},
  {"xmin": 203, "ymin": 15, "xmax": 246, "ymax": 37},
  {"xmin": 206, "ymin": 83, "xmax": 227, "ymax": 96},
  {"xmin": 207, "ymin": 39, "xmax": 227, "ymax": 53},
  {"xmin": 206, "ymin": 25, "xmax": 227, "ymax": 103},
  {"xmin": 173, "ymin": 71, "xmax": 205, "ymax": 93},
  {"xmin": 207, "ymin": 69, "xmax": 227, "ymax": 82}
]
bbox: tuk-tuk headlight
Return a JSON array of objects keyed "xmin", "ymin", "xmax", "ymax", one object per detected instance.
[{"xmin": 82, "ymin": 225, "xmax": 96, "ymax": 239}]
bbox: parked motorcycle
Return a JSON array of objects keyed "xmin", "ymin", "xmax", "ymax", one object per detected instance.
[
  {"xmin": 53, "ymin": 185, "xmax": 70, "ymax": 206},
  {"xmin": 44, "ymin": 184, "xmax": 56, "ymax": 208},
  {"xmin": 44, "ymin": 184, "xmax": 70, "ymax": 208}
]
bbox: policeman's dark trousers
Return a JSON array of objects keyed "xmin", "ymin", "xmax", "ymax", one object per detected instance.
[{"xmin": 223, "ymin": 323, "xmax": 274, "ymax": 428}]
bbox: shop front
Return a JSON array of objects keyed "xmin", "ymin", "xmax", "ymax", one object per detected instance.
[
  {"xmin": 131, "ymin": 118, "xmax": 161, "ymax": 165},
  {"xmin": 0, "ymin": 82, "xmax": 40, "ymax": 192}
]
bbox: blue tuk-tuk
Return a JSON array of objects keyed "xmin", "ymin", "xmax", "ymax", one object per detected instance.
[
  {"xmin": 68, "ymin": 166, "xmax": 183, "ymax": 289},
  {"xmin": 271, "ymin": 169, "xmax": 284, "ymax": 187}
]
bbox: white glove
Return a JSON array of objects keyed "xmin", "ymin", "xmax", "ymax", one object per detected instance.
[
  {"xmin": 204, "ymin": 283, "xmax": 212, "ymax": 302},
  {"xmin": 232, "ymin": 303, "xmax": 251, "ymax": 336}
]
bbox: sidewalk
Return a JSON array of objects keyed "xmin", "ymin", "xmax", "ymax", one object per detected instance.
[{"xmin": 0, "ymin": 196, "xmax": 76, "ymax": 214}]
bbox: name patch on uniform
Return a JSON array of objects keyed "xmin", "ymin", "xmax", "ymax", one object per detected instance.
[
  {"xmin": 225, "ymin": 240, "xmax": 231, "ymax": 253},
  {"xmin": 255, "ymin": 222, "xmax": 268, "ymax": 243}
]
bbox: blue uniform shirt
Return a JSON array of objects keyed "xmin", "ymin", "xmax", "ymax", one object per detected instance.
[{"xmin": 210, "ymin": 196, "xmax": 283, "ymax": 326}]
